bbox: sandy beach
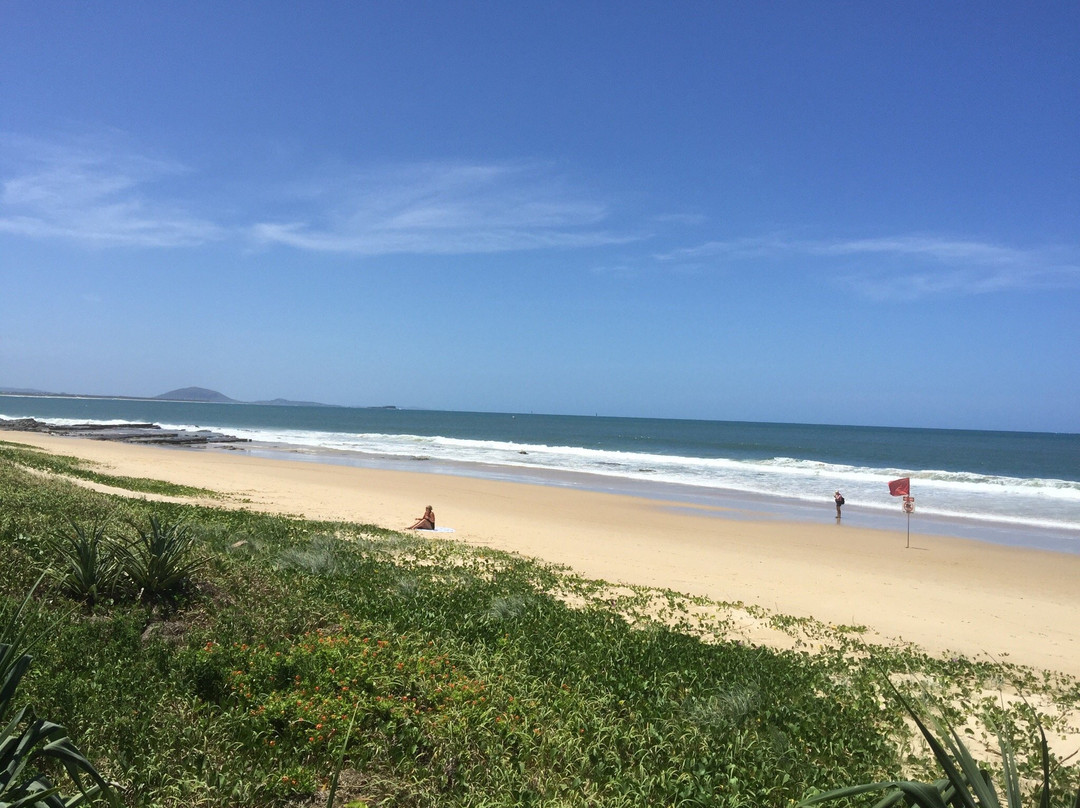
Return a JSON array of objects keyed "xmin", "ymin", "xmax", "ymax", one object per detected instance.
[{"xmin": 6, "ymin": 430, "xmax": 1080, "ymax": 677}]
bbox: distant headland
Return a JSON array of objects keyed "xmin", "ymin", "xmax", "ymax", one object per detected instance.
[
  {"xmin": 152, "ymin": 386, "xmax": 339, "ymax": 407},
  {"xmin": 0, "ymin": 385, "xmax": 398, "ymax": 445},
  {"xmin": 0, "ymin": 385, "xmax": 396, "ymax": 409}
]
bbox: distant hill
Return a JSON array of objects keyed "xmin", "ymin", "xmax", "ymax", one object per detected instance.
[
  {"xmin": 155, "ymin": 388, "xmax": 340, "ymax": 407},
  {"xmin": 154, "ymin": 387, "xmax": 237, "ymax": 403},
  {"xmin": 2, "ymin": 385, "xmax": 342, "ymax": 408}
]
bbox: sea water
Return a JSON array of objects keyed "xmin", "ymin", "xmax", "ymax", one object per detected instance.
[{"xmin": 3, "ymin": 395, "xmax": 1078, "ymax": 553}]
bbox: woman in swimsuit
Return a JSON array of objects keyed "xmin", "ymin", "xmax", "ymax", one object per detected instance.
[{"xmin": 408, "ymin": 505, "xmax": 435, "ymax": 530}]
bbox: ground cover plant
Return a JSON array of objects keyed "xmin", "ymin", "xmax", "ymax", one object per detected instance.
[
  {"xmin": 0, "ymin": 444, "xmax": 1077, "ymax": 807},
  {"xmin": 0, "ymin": 442, "xmax": 213, "ymax": 498},
  {"xmin": 0, "ymin": 575, "xmax": 119, "ymax": 808}
]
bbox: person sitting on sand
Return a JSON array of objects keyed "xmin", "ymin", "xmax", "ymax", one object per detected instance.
[{"xmin": 407, "ymin": 505, "xmax": 435, "ymax": 530}]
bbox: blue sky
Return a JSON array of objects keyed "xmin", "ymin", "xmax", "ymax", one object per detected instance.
[{"xmin": 1, "ymin": 2, "xmax": 1077, "ymax": 432}]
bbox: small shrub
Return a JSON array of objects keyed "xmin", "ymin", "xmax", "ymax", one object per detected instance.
[
  {"xmin": 119, "ymin": 516, "xmax": 206, "ymax": 605},
  {"xmin": 44, "ymin": 520, "xmax": 121, "ymax": 608},
  {"xmin": 800, "ymin": 686, "xmax": 1080, "ymax": 808}
]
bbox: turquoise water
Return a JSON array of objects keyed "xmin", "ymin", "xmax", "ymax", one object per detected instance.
[{"xmin": 3, "ymin": 395, "xmax": 1078, "ymax": 552}]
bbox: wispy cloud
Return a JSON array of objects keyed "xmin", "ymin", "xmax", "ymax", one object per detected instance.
[
  {"xmin": 251, "ymin": 161, "xmax": 637, "ymax": 255},
  {"xmin": 657, "ymin": 234, "xmax": 1080, "ymax": 299},
  {"xmin": 813, "ymin": 236, "xmax": 1029, "ymax": 265},
  {"xmin": 0, "ymin": 133, "xmax": 223, "ymax": 248},
  {"xmin": 0, "ymin": 137, "xmax": 636, "ymax": 256}
]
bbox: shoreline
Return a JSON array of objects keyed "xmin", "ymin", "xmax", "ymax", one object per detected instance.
[
  {"xmin": 234, "ymin": 439, "xmax": 1080, "ymax": 555},
  {"xmin": 3, "ymin": 406, "xmax": 1078, "ymax": 547},
  {"xmin": 5, "ymin": 429, "xmax": 1080, "ymax": 676}
]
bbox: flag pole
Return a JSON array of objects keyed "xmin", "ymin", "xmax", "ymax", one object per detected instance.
[{"xmin": 889, "ymin": 477, "xmax": 912, "ymax": 549}]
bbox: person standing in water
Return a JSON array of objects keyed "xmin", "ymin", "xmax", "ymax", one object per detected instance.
[{"xmin": 834, "ymin": 490, "xmax": 845, "ymax": 521}]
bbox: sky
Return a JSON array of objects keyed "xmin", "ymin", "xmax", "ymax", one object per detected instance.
[{"xmin": 1, "ymin": 2, "xmax": 1077, "ymax": 432}]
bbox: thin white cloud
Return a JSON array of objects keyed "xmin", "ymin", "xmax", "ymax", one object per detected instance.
[
  {"xmin": 657, "ymin": 234, "xmax": 1080, "ymax": 299},
  {"xmin": 845, "ymin": 263, "xmax": 1080, "ymax": 301},
  {"xmin": 813, "ymin": 236, "xmax": 1026, "ymax": 264},
  {"xmin": 658, "ymin": 234, "xmax": 1029, "ymax": 264},
  {"xmin": 656, "ymin": 236, "xmax": 794, "ymax": 262},
  {"xmin": 0, "ymin": 133, "xmax": 223, "ymax": 248},
  {"xmin": 251, "ymin": 161, "xmax": 637, "ymax": 255}
]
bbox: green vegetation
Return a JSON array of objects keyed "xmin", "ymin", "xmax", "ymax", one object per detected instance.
[
  {"xmin": 1, "ymin": 576, "xmax": 119, "ymax": 807},
  {"xmin": 0, "ymin": 441, "xmax": 215, "ymax": 498},
  {"xmin": 120, "ymin": 517, "xmax": 206, "ymax": 605},
  {"xmin": 802, "ymin": 685, "xmax": 1080, "ymax": 807},
  {"xmin": 0, "ymin": 442, "xmax": 1077, "ymax": 807},
  {"xmin": 44, "ymin": 520, "xmax": 121, "ymax": 608},
  {"xmin": 43, "ymin": 516, "xmax": 206, "ymax": 608}
]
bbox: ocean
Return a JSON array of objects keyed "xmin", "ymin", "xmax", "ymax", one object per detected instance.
[{"xmin": 3, "ymin": 395, "xmax": 1079, "ymax": 554}]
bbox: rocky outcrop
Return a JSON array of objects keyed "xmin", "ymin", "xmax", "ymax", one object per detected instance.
[{"xmin": 0, "ymin": 417, "xmax": 247, "ymax": 446}]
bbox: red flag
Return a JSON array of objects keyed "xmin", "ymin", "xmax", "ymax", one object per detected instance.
[{"xmin": 889, "ymin": 477, "xmax": 910, "ymax": 497}]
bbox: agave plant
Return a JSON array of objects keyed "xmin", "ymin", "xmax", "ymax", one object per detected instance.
[
  {"xmin": 43, "ymin": 521, "xmax": 120, "ymax": 608},
  {"xmin": 1, "ymin": 576, "xmax": 119, "ymax": 807},
  {"xmin": 800, "ymin": 685, "xmax": 1080, "ymax": 808},
  {"xmin": 119, "ymin": 516, "xmax": 206, "ymax": 605}
]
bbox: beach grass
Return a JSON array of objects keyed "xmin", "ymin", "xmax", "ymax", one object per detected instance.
[
  {"xmin": 0, "ymin": 440, "xmax": 216, "ymax": 498},
  {"xmin": 1, "ymin": 447, "xmax": 1078, "ymax": 807}
]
